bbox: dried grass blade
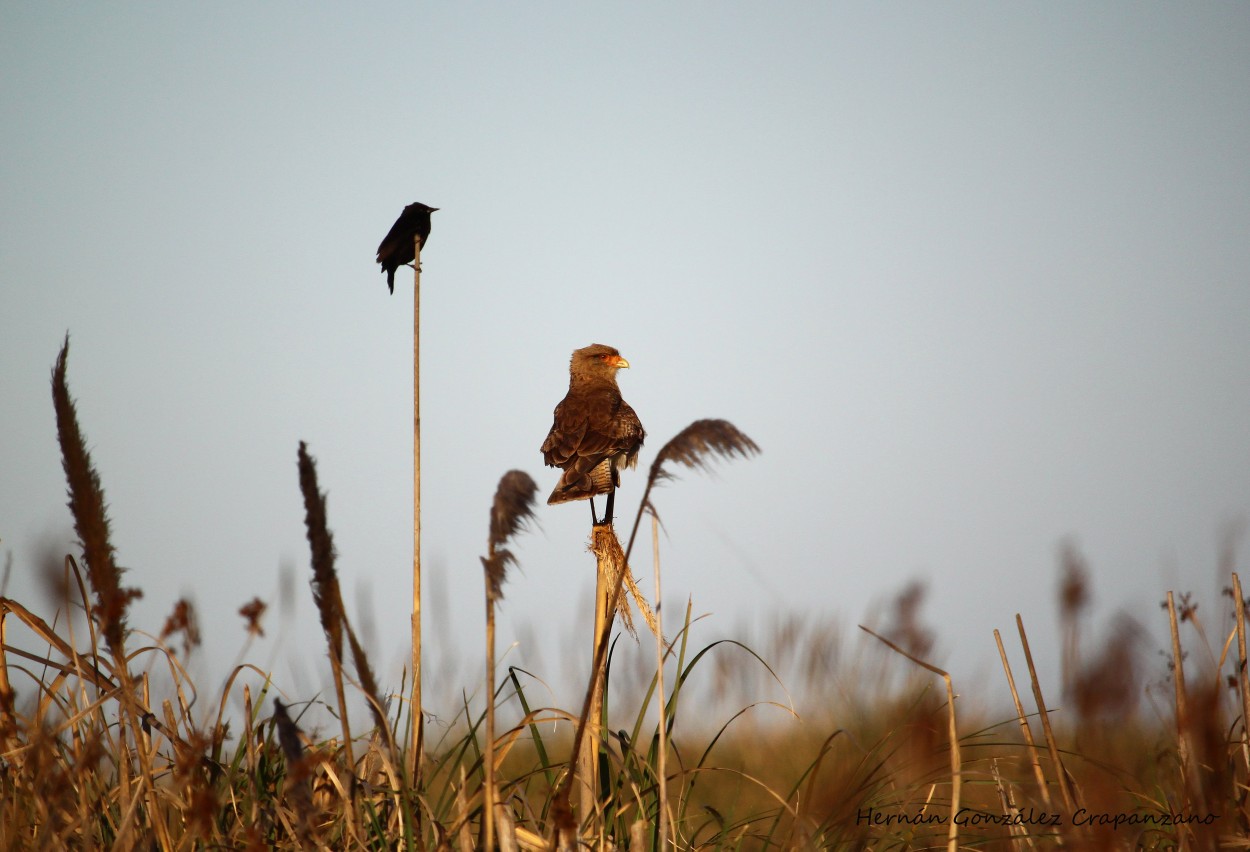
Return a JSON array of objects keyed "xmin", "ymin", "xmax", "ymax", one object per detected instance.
[{"xmin": 859, "ymin": 624, "xmax": 960, "ymax": 852}]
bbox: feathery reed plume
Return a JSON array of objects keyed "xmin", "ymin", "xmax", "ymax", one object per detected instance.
[
  {"xmin": 481, "ymin": 470, "xmax": 538, "ymax": 851},
  {"xmin": 624, "ymin": 419, "xmax": 760, "ymax": 561},
  {"xmin": 884, "ymin": 579, "xmax": 934, "ymax": 660},
  {"xmin": 1071, "ymin": 613, "xmax": 1143, "ymax": 720},
  {"xmin": 1058, "ymin": 540, "xmax": 1090, "ymax": 697},
  {"xmin": 159, "ymin": 597, "xmax": 202, "ymax": 656},
  {"xmin": 298, "ymin": 442, "xmax": 343, "ymax": 661},
  {"xmin": 239, "ymin": 597, "xmax": 267, "ymax": 637},
  {"xmin": 296, "ymin": 441, "xmax": 355, "ymax": 777},
  {"xmin": 50, "ymin": 335, "xmax": 141, "ymax": 656},
  {"xmin": 482, "ymin": 470, "xmax": 539, "ymax": 601}
]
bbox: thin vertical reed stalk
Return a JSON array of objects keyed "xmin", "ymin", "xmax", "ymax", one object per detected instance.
[
  {"xmin": 590, "ymin": 537, "xmax": 610, "ymax": 814},
  {"xmin": 481, "ymin": 470, "xmax": 537, "ymax": 851},
  {"xmin": 296, "ymin": 442, "xmax": 356, "ymax": 791},
  {"xmin": 411, "ymin": 234, "xmax": 424, "ymax": 784},
  {"xmin": 860, "ymin": 625, "xmax": 960, "ymax": 852},
  {"xmin": 554, "ymin": 525, "xmax": 629, "ymax": 841},
  {"xmin": 485, "ymin": 594, "xmax": 497, "ymax": 851},
  {"xmin": 1015, "ymin": 614, "xmax": 1076, "ymax": 813},
  {"xmin": 580, "ymin": 529, "xmax": 613, "ymax": 828},
  {"xmin": 993, "ymin": 628, "xmax": 1055, "ymax": 813},
  {"xmin": 0, "ymin": 602, "xmax": 13, "ymax": 754},
  {"xmin": 1165, "ymin": 591, "xmax": 1191, "ymax": 796},
  {"xmin": 1233, "ymin": 574, "xmax": 1250, "ymax": 775},
  {"xmin": 650, "ymin": 513, "xmax": 668, "ymax": 851}
]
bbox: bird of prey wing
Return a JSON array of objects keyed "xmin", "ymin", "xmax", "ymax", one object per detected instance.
[{"xmin": 542, "ymin": 386, "xmax": 644, "ymax": 504}]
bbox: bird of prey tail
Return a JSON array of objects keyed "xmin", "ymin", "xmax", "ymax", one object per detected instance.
[
  {"xmin": 376, "ymin": 202, "xmax": 438, "ymax": 293},
  {"xmin": 541, "ymin": 344, "xmax": 645, "ymax": 526}
]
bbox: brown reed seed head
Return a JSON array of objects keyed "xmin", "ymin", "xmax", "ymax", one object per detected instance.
[
  {"xmin": 160, "ymin": 597, "xmax": 202, "ymax": 655},
  {"xmin": 297, "ymin": 441, "xmax": 343, "ymax": 658},
  {"xmin": 489, "ymin": 470, "xmax": 539, "ymax": 550},
  {"xmin": 483, "ymin": 470, "xmax": 539, "ymax": 601},
  {"xmin": 885, "ymin": 580, "xmax": 935, "ymax": 660},
  {"xmin": 1058, "ymin": 540, "xmax": 1090, "ymax": 620},
  {"xmin": 1070, "ymin": 613, "xmax": 1144, "ymax": 720},
  {"xmin": 647, "ymin": 419, "xmax": 761, "ymax": 487},
  {"xmin": 238, "ymin": 597, "xmax": 268, "ymax": 637},
  {"xmin": 50, "ymin": 335, "xmax": 142, "ymax": 654}
]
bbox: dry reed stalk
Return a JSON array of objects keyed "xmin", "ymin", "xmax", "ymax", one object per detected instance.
[
  {"xmin": 860, "ymin": 625, "xmax": 961, "ymax": 852},
  {"xmin": 295, "ymin": 441, "xmax": 358, "ymax": 839},
  {"xmin": 343, "ymin": 616, "xmax": 407, "ymax": 831},
  {"xmin": 581, "ymin": 525, "xmax": 618, "ymax": 829},
  {"xmin": 1233, "ymin": 573, "xmax": 1250, "ymax": 776},
  {"xmin": 1057, "ymin": 541, "xmax": 1089, "ymax": 699},
  {"xmin": 485, "ymin": 599, "xmax": 499, "ymax": 851},
  {"xmin": 411, "ymin": 233, "xmax": 424, "ymax": 785},
  {"xmin": 550, "ymin": 523, "xmax": 631, "ymax": 841},
  {"xmin": 494, "ymin": 801, "xmax": 520, "ymax": 852},
  {"xmin": 481, "ymin": 470, "xmax": 539, "ymax": 852},
  {"xmin": 50, "ymin": 337, "xmax": 141, "ymax": 659},
  {"xmin": 993, "ymin": 628, "xmax": 1055, "ymax": 814},
  {"xmin": 1014, "ymin": 614, "xmax": 1077, "ymax": 814},
  {"xmin": 1164, "ymin": 591, "xmax": 1192, "ymax": 802},
  {"xmin": 243, "ymin": 685, "xmax": 259, "ymax": 823},
  {"xmin": 0, "ymin": 601, "xmax": 15, "ymax": 752},
  {"xmin": 651, "ymin": 513, "xmax": 668, "ymax": 852},
  {"xmin": 990, "ymin": 758, "xmax": 1038, "ymax": 851},
  {"xmin": 456, "ymin": 765, "xmax": 475, "ymax": 852}
]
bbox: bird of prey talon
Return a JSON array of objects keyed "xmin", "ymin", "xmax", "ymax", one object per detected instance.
[
  {"xmin": 541, "ymin": 344, "xmax": 645, "ymax": 526},
  {"xmin": 376, "ymin": 202, "xmax": 438, "ymax": 294}
]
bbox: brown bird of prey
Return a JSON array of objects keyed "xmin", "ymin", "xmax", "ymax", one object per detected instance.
[
  {"xmin": 541, "ymin": 344, "xmax": 646, "ymax": 526},
  {"xmin": 376, "ymin": 202, "xmax": 438, "ymax": 293}
]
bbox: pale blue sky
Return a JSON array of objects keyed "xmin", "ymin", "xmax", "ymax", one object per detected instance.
[{"xmin": 3, "ymin": 3, "xmax": 1249, "ymax": 717}]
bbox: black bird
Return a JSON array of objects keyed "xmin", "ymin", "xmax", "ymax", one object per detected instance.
[{"xmin": 376, "ymin": 202, "xmax": 438, "ymax": 293}]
